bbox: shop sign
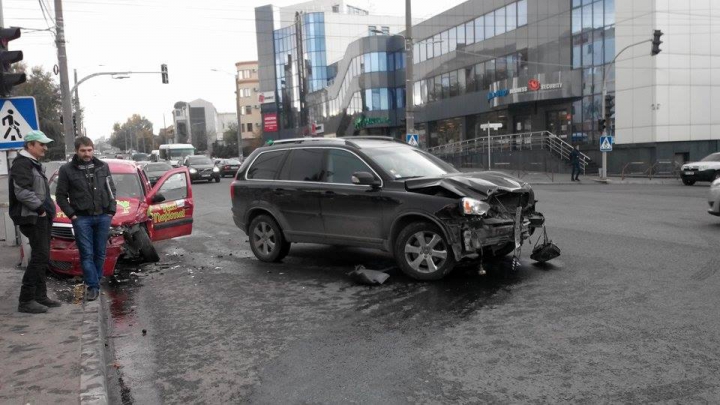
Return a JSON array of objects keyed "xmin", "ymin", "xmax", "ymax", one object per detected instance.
[
  {"xmin": 488, "ymin": 79, "xmax": 563, "ymax": 101},
  {"xmin": 263, "ymin": 113, "xmax": 278, "ymax": 132},
  {"xmin": 354, "ymin": 116, "xmax": 391, "ymax": 129},
  {"xmin": 258, "ymin": 92, "xmax": 276, "ymax": 104}
]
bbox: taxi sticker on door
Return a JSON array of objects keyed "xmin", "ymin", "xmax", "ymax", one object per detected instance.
[{"xmin": 151, "ymin": 200, "xmax": 186, "ymax": 224}]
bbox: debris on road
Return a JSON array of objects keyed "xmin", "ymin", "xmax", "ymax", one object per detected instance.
[
  {"xmin": 530, "ymin": 227, "xmax": 561, "ymax": 263},
  {"xmin": 348, "ymin": 265, "xmax": 391, "ymax": 285}
]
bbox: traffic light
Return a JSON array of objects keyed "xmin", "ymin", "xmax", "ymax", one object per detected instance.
[
  {"xmin": 0, "ymin": 27, "xmax": 26, "ymax": 96},
  {"xmin": 651, "ymin": 30, "xmax": 663, "ymax": 56},
  {"xmin": 161, "ymin": 64, "xmax": 168, "ymax": 84},
  {"xmin": 598, "ymin": 119, "xmax": 606, "ymax": 133},
  {"xmin": 605, "ymin": 94, "xmax": 615, "ymax": 120}
]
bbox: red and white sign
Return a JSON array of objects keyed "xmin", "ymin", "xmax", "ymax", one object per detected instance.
[
  {"xmin": 263, "ymin": 113, "xmax": 278, "ymax": 132},
  {"xmin": 258, "ymin": 92, "xmax": 276, "ymax": 104},
  {"xmin": 528, "ymin": 79, "xmax": 541, "ymax": 91}
]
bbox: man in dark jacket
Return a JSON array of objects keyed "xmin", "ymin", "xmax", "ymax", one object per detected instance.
[
  {"xmin": 570, "ymin": 145, "xmax": 581, "ymax": 182},
  {"xmin": 9, "ymin": 130, "xmax": 62, "ymax": 313},
  {"xmin": 55, "ymin": 137, "xmax": 116, "ymax": 301}
]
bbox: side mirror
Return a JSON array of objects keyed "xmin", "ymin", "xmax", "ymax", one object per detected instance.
[
  {"xmin": 352, "ymin": 171, "xmax": 381, "ymax": 188},
  {"xmin": 151, "ymin": 193, "xmax": 166, "ymax": 204}
]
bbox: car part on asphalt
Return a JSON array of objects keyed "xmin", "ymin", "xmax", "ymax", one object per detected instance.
[
  {"xmin": 347, "ymin": 265, "xmax": 391, "ymax": 285},
  {"xmin": 530, "ymin": 227, "xmax": 561, "ymax": 263}
]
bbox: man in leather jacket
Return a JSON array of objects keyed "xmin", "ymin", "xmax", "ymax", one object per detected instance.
[
  {"xmin": 55, "ymin": 137, "xmax": 116, "ymax": 301},
  {"xmin": 9, "ymin": 131, "xmax": 63, "ymax": 313}
]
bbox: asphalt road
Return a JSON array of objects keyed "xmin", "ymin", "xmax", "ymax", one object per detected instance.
[{"xmin": 106, "ymin": 179, "xmax": 720, "ymax": 404}]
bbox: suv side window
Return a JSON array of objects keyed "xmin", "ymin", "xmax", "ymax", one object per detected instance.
[
  {"xmin": 247, "ymin": 150, "xmax": 287, "ymax": 180},
  {"xmin": 325, "ymin": 149, "xmax": 373, "ymax": 184},
  {"xmin": 278, "ymin": 149, "xmax": 324, "ymax": 182}
]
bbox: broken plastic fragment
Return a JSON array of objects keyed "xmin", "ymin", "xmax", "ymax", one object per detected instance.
[{"xmin": 348, "ymin": 265, "xmax": 390, "ymax": 285}]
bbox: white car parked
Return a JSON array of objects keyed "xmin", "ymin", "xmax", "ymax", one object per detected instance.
[
  {"xmin": 709, "ymin": 178, "xmax": 720, "ymax": 216},
  {"xmin": 680, "ymin": 152, "xmax": 720, "ymax": 186}
]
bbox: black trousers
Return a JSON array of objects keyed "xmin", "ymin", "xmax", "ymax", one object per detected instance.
[
  {"xmin": 18, "ymin": 216, "xmax": 52, "ymax": 303},
  {"xmin": 571, "ymin": 164, "xmax": 581, "ymax": 180}
]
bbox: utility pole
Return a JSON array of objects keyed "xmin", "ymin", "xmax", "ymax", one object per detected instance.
[
  {"xmin": 55, "ymin": 0, "xmax": 75, "ymax": 157},
  {"xmin": 405, "ymin": 0, "xmax": 414, "ymax": 139}
]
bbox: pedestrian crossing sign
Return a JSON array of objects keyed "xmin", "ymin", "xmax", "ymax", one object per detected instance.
[
  {"xmin": 600, "ymin": 136, "xmax": 613, "ymax": 152},
  {"xmin": 406, "ymin": 133, "xmax": 419, "ymax": 147},
  {"xmin": 0, "ymin": 97, "xmax": 40, "ymax": 150}
]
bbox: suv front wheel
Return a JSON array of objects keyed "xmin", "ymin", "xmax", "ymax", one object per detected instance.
[
  {"xmin": 249, "ymin": 215, "xmax": 290, "ymax": 262},
  {"xmin": 394, "ymin": 222, "xmax": 456, "ymax": 281}
]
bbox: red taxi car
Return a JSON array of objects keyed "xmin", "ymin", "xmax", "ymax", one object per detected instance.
[{"xmin": 48, "ymin": 159, "xmax": 194, "ymax": 277}]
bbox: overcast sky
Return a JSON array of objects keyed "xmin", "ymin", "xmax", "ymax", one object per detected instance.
[{"xmin": 4, "ymin": 0, "xmax": 466, "ymax": 140}]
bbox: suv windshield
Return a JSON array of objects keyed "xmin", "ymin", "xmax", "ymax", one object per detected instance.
[
  {"xmin": 363, "ymin": 147, "xmax": 458, "ymax": 179},
  {"xmin": 223, "ymin": 159, "xmax": 241, "ymax": 165},
  {"xmin": 700, "ymin": 153, "xmax": 720, "ymax": 162},
  {"xmin": 187, "ymin": 157, "xmax": 213, "ymax": 165}
]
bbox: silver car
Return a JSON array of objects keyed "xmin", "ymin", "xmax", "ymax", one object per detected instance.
[{"xmin": 709, "ymin": 178, "xmax": 720, "ymax": 216}]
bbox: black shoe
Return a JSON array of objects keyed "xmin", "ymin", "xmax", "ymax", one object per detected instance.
[
  {"xmin": 18, "ymin": 300, "xmax": 49, "ymax": 314},
  {"xmin": 86, "ymin": 289, "xmax": 99, "ymax": 301},
  {"xmin": 36, "ymin": 297, "xmax": 62, "ymax": 307}
]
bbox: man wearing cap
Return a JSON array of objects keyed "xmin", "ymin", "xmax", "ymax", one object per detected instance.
[
  {"xmin": 9, "ymin": 130, "xmax": 62, "ymax": 314},
  {"xmin": 56, "ymin": 136, "xmax": 116, "ymax": 301}
]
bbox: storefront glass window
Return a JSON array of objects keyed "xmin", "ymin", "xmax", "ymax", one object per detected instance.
[
  {"xmin": 441, "ymin": 73, "xmax": 450, "ymax": 99},
  {"xmin": 449, "ymin": 71, "xmax": 459, "ymax": 97},
  {"xmin": 506, "ymin": 4, "xmax": 517, "ymax": 31},
  {"xmin": 485, "ymin": 12, "xmax": 495, "ymax": 39},
  {"xmin": 474, "ymin": 16, "xmax": 484, "ymax": 42},
  {"xmin": 518, "ymin": 0, "xmax": 528, "ymax": 26},
  {"xmin": 495, "ymin": 7, "xmax": 506, "ymax": 35},
  {"xmin": 485, "ymin": 59, "xmax": 496, "ymax": 88},
  {"xmin": 474, "ymin": 63, "xmax": 485, "ymax": 90},
  {"xmin": 457, "ymin": 69, "xmax": 466, "ymax": 95},
  {"xmin": 466, "ymin": 65, "xmax": 476, "ymax": 92},
  {"xmin": 465, "ymin": 22, "xmax": 474, "ymax": 44},
  {"xmin": 495, "ymin": 56, "xmax": 507, "ymax": 81}
]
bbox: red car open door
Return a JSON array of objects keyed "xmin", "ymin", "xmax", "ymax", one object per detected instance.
[{"xmin": 146, "ymin": 167, "xmax": 194, "ymax": 241}]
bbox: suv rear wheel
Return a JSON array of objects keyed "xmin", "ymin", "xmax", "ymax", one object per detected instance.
[
  {"xmin": 394, "ymin": 222, "xmax": 456, "ymax": 280},
  {"xmin": 682, "ymin": 178, "xmax": 696, "ymax": 186},
  {"xmin": 249, "ymin": 215, "xmax": 290, "ymax": 262}
]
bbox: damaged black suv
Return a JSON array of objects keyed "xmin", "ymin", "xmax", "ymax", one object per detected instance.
[{"xmin": 230, "ymin": 137, "xmax": 545, "ymax": 280}]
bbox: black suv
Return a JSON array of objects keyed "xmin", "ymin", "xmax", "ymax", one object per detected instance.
[
  {"xmin": 230, "ymin": 137, "xmax": 545, "ymax": 280},
  {"xmin": 184, "ymin": 155, "xmax": 221, "ymax": 183}
]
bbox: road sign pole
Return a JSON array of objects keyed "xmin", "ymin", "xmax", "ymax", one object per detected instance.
[{"xmin": 487, "ymin": 121, "xmax": 491, "ymax": 170}]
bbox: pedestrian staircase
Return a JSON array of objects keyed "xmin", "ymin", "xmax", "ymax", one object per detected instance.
[{"xmin": 426, "ymin": 131, "xmax": 592, "ymax": 174}]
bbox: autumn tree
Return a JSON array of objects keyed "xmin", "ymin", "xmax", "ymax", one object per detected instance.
[{"xmin": 110, "ymin": 115, "xmax": 154, "ymax": 153}]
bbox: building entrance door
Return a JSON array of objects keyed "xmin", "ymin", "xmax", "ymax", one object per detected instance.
[
  {"xmin": 546, "ymin": 110, "xmax": 570, "ymax": 139},
  {"xmin": 513, "ymin": 115, "xmax": 532, "ymax": 133}
]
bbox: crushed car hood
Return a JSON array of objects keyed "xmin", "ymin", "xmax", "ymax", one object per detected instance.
[
  {"xmin": 405, "ymin": 171, "xmax": 529, "ymax": 199},
  {"xmin": 53, "ymin": 197, "xmax": 145, "ymax": 227}
]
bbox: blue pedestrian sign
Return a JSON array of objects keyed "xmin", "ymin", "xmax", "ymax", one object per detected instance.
[
  {"xmin": 600, "ymin": 135, "xmax": 613, "ymax": 152},
  {"xmin": 406, "ymin": 133, "xmax": 419, "ymax": 147},
  {"xmin": 0, "ymin": 97, "xmax": 40, "ymax": 150}
]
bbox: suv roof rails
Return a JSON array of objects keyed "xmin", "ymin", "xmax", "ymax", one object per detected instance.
[
  {"xmin": 268, "ymin": 137, "xmax": 344, "ymax": 145},
  {"xmin": 340, "ymin": 136, "xmax": 396, "ymax": 142}
]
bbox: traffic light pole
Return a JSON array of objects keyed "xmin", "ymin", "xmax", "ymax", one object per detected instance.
[
  {"xmin": 600, "ymin": 38, "xmax": 653, "ymax": 179},
  {"xmin": 405, "ymin": 0, "xmax": 414, "ymax": 140}
]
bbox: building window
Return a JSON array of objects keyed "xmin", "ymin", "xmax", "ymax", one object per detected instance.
[
  {"xmin": 381, "ymin": 26, "xmax": 389, "ymax": 35},
  {"xmin": 332, "ymin": 5, "xmax": 339, "ymax": 13},
  {"xmin": 368, "ymin": 25, "xmax": 377, "ymax": 36},
  {"xmin": 246, "ymin": 123, "xmax": 253, "ymax": 132},
  {"xmin": 245, "ymin": 105, "xmax": 252, "ymax": 115}
]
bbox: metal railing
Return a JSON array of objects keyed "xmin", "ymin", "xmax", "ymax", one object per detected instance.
[
  {"xmin": 621, "ymin": 160, "xmax": 680, "ymax": 180},
  {"xmin": 426, "ymin": 131, "xmax": 591, "ymax": 171}
]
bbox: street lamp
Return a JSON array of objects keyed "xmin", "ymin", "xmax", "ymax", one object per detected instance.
[{"xmin": 211, "ymin": 68, "xmax": 243, "ymax": 159}]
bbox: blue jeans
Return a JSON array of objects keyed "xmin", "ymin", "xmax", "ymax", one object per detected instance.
[{"xmin": 72, "ymin": 214, "xmax": 112, "ymax": 290}]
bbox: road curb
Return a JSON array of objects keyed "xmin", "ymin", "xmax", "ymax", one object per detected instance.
[{"xmin": 79, "ymin": 296, "xmax": 109, "ymax": 405}]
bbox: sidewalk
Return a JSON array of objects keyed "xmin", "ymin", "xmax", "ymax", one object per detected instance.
[
  {"xmin": 0, "ymin": 245, "xmax": 108, "ymax": 405},
  {"xmin": 459, "ymin": 169, "xmax": 683, "ymax": 186}
]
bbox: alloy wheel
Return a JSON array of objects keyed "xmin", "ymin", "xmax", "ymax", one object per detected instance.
[
  {"xmin": 253, "ymin": 222, "xmax": 276, "ymax": 256},
  {"xmin": 403, "ymin": 231, "xmax": 448, "ymax": 274}
]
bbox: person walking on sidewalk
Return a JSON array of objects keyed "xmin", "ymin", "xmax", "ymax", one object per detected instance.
[
  {"xmin": 55, "ymin": 137, "xmax": 116, "ymax": 301},
  {"xmin": 9, "ymin": 130, "xmax": 62, "ymax": 314},
  {"xmin": 570, "ymin": 145, "xmax": 581, "ymax": 182}
]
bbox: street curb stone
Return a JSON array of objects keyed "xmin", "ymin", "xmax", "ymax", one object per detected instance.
[{"xmin": 79, "ymin": 296, "xmax": 109, "ymax": 405}]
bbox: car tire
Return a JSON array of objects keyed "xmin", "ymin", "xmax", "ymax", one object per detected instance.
[
  {"xmin": 682, "ymin": 178, "xmax": 696, "ymax": 186},
  {"xmin": 715, "ymin": 171, "xmax": 720, "ymax": 180},
  {"xmin": 249, "ymin": 215, "xmax": 289, "ymax": 263},
  {"xmin": 215, "ymin": 176, "xmax": 221, "ymax": 183},
  {"xmin": 134, "ymin": 228, "xmax": 160, "ymax": 263},
  {"xmin": 394, "ymin": 222, "xmax": 456, "ymax": 281}
]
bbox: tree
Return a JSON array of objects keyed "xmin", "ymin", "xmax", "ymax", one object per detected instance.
[
  {"xmin": 10, "ymin": 64, "xmax": 65, "ymax": 160},
  {"xmin": 109, "ymin": 115, "xmax": 154, "ymax": 153}
]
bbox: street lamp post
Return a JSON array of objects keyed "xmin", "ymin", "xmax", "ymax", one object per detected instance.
[{"xmin": 211, "ymin": 69, "xmax": 244, "ymax": 159}]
